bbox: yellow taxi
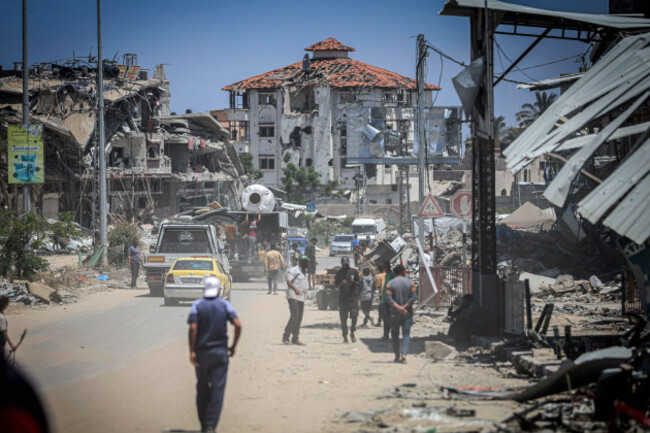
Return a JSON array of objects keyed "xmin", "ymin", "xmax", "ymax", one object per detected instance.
[{"xmin": 163, "ymin": 257, "xmax": 231, "ymax": 306}]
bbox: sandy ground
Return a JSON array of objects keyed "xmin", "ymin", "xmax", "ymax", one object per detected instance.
[{"xmin": 7, "ymin": 260, "xmax": 531, "ymax": 433}]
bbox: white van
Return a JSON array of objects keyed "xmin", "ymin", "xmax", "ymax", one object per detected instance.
[{"xmin": 351, "ymin": 218, "xmax": 386, "ymax": 242}]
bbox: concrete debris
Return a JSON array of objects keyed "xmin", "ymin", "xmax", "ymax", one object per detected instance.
[
  {"xmin": 513, "ymin": 346, "xmax": 633, "ymax": 402},
  {"xmin": 424, "ymin": 341, "xmax": 458, "ymax": 361},
  {"xmin": 25, "ymin": 281, "xmax": 58, "ymax": 304}
]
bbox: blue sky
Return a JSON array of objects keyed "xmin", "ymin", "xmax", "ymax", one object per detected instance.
[{"xmin": 0, "ymin": 0, "xmax": 607, "ymax": 126}]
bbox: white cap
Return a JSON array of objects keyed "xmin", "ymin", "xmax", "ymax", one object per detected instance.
[{"xmin": 203, "ymin": 276, "xmax": 221, "ymax": 298}]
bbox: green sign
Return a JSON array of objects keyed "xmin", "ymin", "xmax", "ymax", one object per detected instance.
[{"xmin": 8, "ymin": 124, "xmax": 44, "ymax": 184}]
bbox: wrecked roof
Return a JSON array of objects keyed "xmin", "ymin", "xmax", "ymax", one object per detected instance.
[
  {"xmin": 503, "ymin": 32, "xmax": 650, "ymax": 244},
  {"xmin": 440, "ymin": 0, "xmax": 650, "ymax": 31},
  {"xmin": 223, "ymin": 53, "xmax": 439, "ymax": 91},
  {"xmin": 304, "ymin": 37, "xmax": 355, "ymax": 52}
]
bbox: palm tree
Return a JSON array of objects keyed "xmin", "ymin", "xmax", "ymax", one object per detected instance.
[
  {"xmin": 516, "ymin": 91, "xmax": 558, "ymax": 127},
  {"xmin": 494, "ymin": 115, "xmax": 506, "ymax": 139}
]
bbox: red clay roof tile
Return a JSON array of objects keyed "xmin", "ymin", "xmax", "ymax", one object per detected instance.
[
  {"xmin": 222, "ymin": 57, "xmax": 440, "ymax": 92},
  {"xmin": 304, "ymin": 37, "xmax": 355, "ymax": 52}
]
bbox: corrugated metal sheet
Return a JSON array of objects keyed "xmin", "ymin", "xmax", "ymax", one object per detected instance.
[
  {"xmin": 516, "ymin": 73, "xmax": 584, "ymax": 91},
  {"xmin": 440, "ymin": 0, "xmax": 650, "ymax": 30},
  {"xmin": 603, "ymin": 174, "xmax": 650, "ymax": 243},
  {"xmin": 578, "ymin": 137, "xmax": 650, "ymax": 223},
  {"xmin": 503, "ymin": 32, "xmax": 650, "ymax": 244}
]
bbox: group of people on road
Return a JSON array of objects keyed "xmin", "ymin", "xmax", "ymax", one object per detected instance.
[{"xmin": 332, "ymin": 257, "xmax": 416, "ymax": 363}]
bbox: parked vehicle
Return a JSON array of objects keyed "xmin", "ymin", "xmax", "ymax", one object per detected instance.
[
  {"xmin": 351, "ymin": 218, "xmax": 386, "ymax": 242},
  {"xmin": 144, "ymin": 223, "xmax": 228, "ymax": 297},
  {"xmin": 228, "ymin": 210, "xmax": 288, "ymax": 282},
  {"xmin": 329, "ymin": 234, "xmax": 354, "ymax": 256},
  {"xmin": 163, "ymin": 257, "xmax": 231, "ymax": 306},
  {"xmin": 288, "ymin": 237, "xmax": 307, "ymax": 253}
]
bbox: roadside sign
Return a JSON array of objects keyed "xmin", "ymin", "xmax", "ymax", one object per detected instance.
[
  {"xmin": 8, "ymin": 124, "xmax": 44, "ymax": 184},
  {"xmin": 418, "ymin": 194, "xmax": 444, "ymax": 218},
  {"xmin": 451, "ymin": 190, "xmax": 472, "ymax": 219},
  {"xmin": 305, "ymin": 202, "xmax": 316, "ymax": 213}
]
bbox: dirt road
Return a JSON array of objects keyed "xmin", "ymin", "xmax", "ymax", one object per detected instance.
[{"xmin": 7, "ymin": 257, "xmax": 529, "ymax": 433}]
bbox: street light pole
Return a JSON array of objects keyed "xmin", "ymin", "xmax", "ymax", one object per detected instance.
[
  {"xmin": 97, "ymin": 0, "xmax": 108, "ymax": 266},
  {"xmin": 22, "ymin": 0, "xmax": 30, "ymax": 213},
  {"xmin": 416, "ymin": 34, "xmax": 427, "ymax": 244}
]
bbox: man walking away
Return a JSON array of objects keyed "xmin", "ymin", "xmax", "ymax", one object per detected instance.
[
  {"xmin": 264, "ymin": 244, "xmax": 285, "ymax": 295},
  {"xmin": 359, "ymin": 268, "xmax": 375, "ymax": 327},
  {"xmin": 188, "ymin": 277, "xmax": 242, "ymax": 433},
  {"xmin": 304, "ymin": 237, "xmax": 318, "ymax": 290},
  {"xmin": 335, "ymin": 256, "xmax": 360, "ymax": 343},
  {"xmin": 386, "ymin": 264, "xmax": 417, "ymax": 363},
  {"xmin": 377, "ymin": 261, "xmax": 394, "ymax": 340},
  {"xmin": 127, "ymin": 238, "xmax": 142, "ymax": 289},
  {"xmin": 283, "ymin": 255, "xmax": 309, "ymax": 345}
]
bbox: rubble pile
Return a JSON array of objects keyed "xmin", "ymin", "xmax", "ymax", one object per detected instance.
[{"xmin": 497, "ymin": 229, "xmax": 623, "ymax": 278}]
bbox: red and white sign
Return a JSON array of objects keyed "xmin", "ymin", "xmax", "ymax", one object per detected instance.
[
  {"xmin": 451, "ymin": 190, "xmax": 472, "ymax": 219},
  {"xmin": 418, "ymin": 194, "xmax": 444, "ymax": 218}
]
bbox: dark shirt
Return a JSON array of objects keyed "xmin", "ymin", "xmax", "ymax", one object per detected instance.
[
  {"xmin": 187, "ymin": 297, "xmax": 238, "ymax": 354},
  {"xmin": 127, "ymin": 245, "xmax": 141, "ymax": 264},
  {"xmin": 335, "ymin": 267, "xmax": 360, "ymax": 304},
  {"xmin": 304, "ymin": 244, "xmax": 316, "ymax": 261}
]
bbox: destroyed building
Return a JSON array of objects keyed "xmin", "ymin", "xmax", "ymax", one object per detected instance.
[
  {"xmin": 0, "ymin": 55, "xmax": 245, "ymax": 225},
  {"xmin": 218, "ymin": 37, "xmax": 440, "ymax": 204}
]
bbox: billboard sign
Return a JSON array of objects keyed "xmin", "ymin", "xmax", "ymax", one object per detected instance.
[
  {"xmin": 345, "ymin": 104, "xmax": 462, "ymax": 165},
  {"xmin": 8, "ymin": 124, "xmax": 44, "ymax": 184}
]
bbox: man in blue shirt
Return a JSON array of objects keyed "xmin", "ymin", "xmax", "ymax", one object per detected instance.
[{"xmin": 188, "ymin": 277, "xmax": 242, "ymax": 432}]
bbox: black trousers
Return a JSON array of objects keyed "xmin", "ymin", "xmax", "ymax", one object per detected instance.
[
  {"xmin": 130, "ymin": 262, "xmax": 139, "ymax": 288},
  {"xmin": 195, "ymin": 349, "xmax": 229, "ymax": 432},
  {"xmin": 360, "ymin": 300, "xmax": 372, "ymax": 325},
  {"xmin": 339, "ymin": 301, "xmax": 359, "ymax": 338},
  {"xmin": 283, "ymin": 299, "xmax": 304, "ymax": 342},
  {"xmin": 380, "ymin": 303, "xmax": 391, "ymax": 338}
]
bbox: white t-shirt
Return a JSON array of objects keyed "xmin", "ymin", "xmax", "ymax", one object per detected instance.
[
  {"xmin": 423, "ymin": 253, "xmax": 433, "ymax": 268},
  {"xmin": 286, "ymin": 265, "xmax": 308, "ymax": 302}
]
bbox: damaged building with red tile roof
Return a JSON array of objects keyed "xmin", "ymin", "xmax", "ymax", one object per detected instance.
[{"xmin": 218, "ymin": 37, "xmax": 440, "ymax": 204}]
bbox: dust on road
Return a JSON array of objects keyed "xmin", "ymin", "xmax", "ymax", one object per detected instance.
[{"xmin": 8, "ymin": 272, "xmax": 528, "ymax": 433}]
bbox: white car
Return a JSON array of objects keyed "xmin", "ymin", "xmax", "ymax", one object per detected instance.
[{"xmin": 329, "ymin": 234, "xmax": 354, "ymax": 256}]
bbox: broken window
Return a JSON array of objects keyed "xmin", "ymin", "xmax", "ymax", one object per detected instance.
[
  {"xmin": 397, "ymin": 90, "xmax": 410, "ymax": 105},
  {"xmin": 259, "ymin": 124, "xmax": 275, "ymax": 138},
  {"xmin": 258, "ymin": 93, "xmax": 276, "ymax": 106},
  {"xmin": 339, "ymin": 91, "xmax": 356, "ymax": 103},
  {"xmin": 229, "ymin": 120, "xmax": 250, "ymax": 141},
  {"xmin": 229, "ymin": 91, "xmax": 249, "ymax": 109},
  {"xmin": 289, "ymin": 87, "xmax": 317, "ymax": 113},
  {"xmin": 289, "ymin": 127, "xmax": 301, "ymax": 147},
  {"xmin": 340, "ymin": 123, "xmax": 348, "ymax": 168},
  {"xmin": 259, "ymin": 156, "xmax": 275, "ymax": 170}
]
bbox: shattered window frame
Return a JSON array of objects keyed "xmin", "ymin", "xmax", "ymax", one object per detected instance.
[
  {"xmin": 259, "ymin": 124, "xmax": 275, "ymax": 138},
  {"xmin": 259, "ymin": 156, "xmax": 275, "ymax": 170},
  {"xmin": 258, "ymin": 92, "xmax": 276, "ymax": 106},
  {"xmin": 229, "ymin": 91, "xmax": 249, "ymax": 109},
  {"xmin": 229, "ymin": 120, "xmax": 250, "ymax": 142}
]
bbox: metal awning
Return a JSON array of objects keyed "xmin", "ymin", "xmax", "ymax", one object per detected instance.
[
  {"xmin": 516, "ymin": 73, "xmax": 584, "ymax": 91},
  {"xmin": 503, "ymin": 32, "xmax": 650, "ymax": 244},
  {"xmin": 440, "ymin": 0, "xmax": 650, "ymax": 36}
]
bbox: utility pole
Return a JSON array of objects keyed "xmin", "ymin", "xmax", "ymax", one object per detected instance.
[
  {"xmin": 416, "ymin": 34, "xmax": 428, "ymax": 244},
  {"xmin": 470, "ymin": 5, "xmax": 498, "ymax": 333},
  {"xmin": 22, "ymin": 0, "xmax": 30, "ymax": 213},
  {"xmin": 97, "ymin": 0, "xmax": 108, "ymax": 266}
]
